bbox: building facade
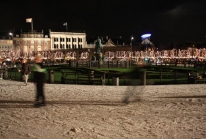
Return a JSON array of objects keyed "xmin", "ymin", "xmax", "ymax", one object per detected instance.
[
  {"xmin": 50, "ymin": 31, "xmax": 87, "ymax": 50},
  {"xmin": 0, "ymin": 39, "xmax": 13, "ymax": 50},
  {"xmin": 12, "ymin": 30, "xmax": 87, "ymax": 53},
  {"xmin": 13, "ymin": 30, "xmax": 50, "ymax": 53}
]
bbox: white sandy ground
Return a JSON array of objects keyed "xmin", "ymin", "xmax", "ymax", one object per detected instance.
[{"xmin": 0, "ymin": 80, "xmax": 206, "ymax": 139}]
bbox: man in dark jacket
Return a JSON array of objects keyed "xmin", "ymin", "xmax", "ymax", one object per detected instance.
[
  {"xmin": 21, "ymin": 59, "xmax": 31, "ymax": 85},
  {"xmin": 33, "ymin": 55, "xmax": 46, "ymax": 107}
]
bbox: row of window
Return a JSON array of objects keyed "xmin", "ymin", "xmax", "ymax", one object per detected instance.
[
  {"xmin": 16, "ymin": 45, "xmax": 49, "ymax": 51},
  {"xmin": 0, "ymin": 45, "xmax": 13, "ymax": 49},
  {"xmin": 19, "ymin": 34, "xmax": 45, "ymax": 38},
  {"xmin": 0, "ymin": 40, "xmax": 12, "ymax": 44},
  {"xmin": 15, "ymin": 40, "xmax": 49, "ymax": 45},
  {"xmin": 14, "ymin": 38, "xmax": 83, "ymax": 44},
  {"xmin": 53, "ymin": 44, "xmax": 82, "ymax": 49},
  {"xmin": 54, "ymin": 38, "xmax": 83, "ymax": 42}
]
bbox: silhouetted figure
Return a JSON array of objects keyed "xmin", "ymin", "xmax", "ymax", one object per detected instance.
[
  {"xmin": 122, "ymin": 67, "xmax": 146, "ymax": 104},
  {"xmin": 33, "ymin": 55, "xmax": 47, "ymax": 107},
  {"xmin": 21, "ymin": 59, "xmax": 31, "ymax": 85}
]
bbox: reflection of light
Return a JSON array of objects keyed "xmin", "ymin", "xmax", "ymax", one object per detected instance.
[{"xmin": 141, "ymin": 34, "xmax": 151, "ymax": 39}]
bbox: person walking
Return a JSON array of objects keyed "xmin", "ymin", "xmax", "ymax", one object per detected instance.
[
  {"xmin": 33, "ymin": 55, "xmax": 47, "ymax": 107},
  {"xmin": 21, "ymin": 59, "xmax": 31, "ymax": 86}
]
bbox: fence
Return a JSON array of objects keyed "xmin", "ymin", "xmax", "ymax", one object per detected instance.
[
  {"xmin": 41, "ymin": 59, "xmax": 206, "ymax": 69},
  {"xmin": 2, "ymin": 59, "xmax": 204, "ymax": 69},
  {"xmin": 3, "ymin": 63, "xmax": 203, "ymax": 85},
  {"xmin": 67, "ymin": 60, "xmax": 132, "ymax": 68}
]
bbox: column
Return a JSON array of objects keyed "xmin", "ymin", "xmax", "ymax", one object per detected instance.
[
  {"xmin": 77, "ymin": 37, "xmax": 79, "ymax": 49},
  {"xmin": 64, "ymin": 37, "xmax": 67, "ymax": 49},
  {"xmin": 51, "ymin": 37, "xmax": 54, "ymax": 50},
  {"xmin": 58, "ymin": 37, "xmax": 60, "ymax": 50}
]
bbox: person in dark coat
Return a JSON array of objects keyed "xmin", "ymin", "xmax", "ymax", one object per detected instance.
[
  {"xmin": 21, "ymin": 59, "xmax": 31, "ymax": 85},
  {"xmin": 33, "ymin": 55, "xmax": 46, "ymax": 107}
]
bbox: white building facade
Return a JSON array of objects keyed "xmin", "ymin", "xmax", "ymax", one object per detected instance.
[{"xmin": 50, "ymin": 31, "xmax": 87, "ymax": 50}]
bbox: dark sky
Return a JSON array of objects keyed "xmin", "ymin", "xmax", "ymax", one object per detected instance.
[{"xmin": 0, "ymin": 0, "xmax": 206, "ymax": 44}]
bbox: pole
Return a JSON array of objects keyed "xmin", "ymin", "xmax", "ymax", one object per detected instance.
[
  {"xmin": 31, "ymin": 19, "xmax": 33, "ymax": 31},
  {"xmin": 117, "ymin": 37, "xmax": 118, "ymax": 46},
  {"xmin": 63, "ymin": 22, "xmax": 68, "ymax": 31},
  {"xmin": 131, "ymin": 36, "xmax": 133, "ymax": 51},
  {"xmin": 131, "ymin": 39, "xmax": 132, "ymax": 51}
]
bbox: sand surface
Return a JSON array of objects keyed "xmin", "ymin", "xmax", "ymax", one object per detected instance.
[{"xmin": 0, "ymin": 80, "xmax": 206, "ymax": 139}]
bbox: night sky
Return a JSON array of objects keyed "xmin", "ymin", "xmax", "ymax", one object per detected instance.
[{"xmin": 0, "ymin": 0, "xmax": 206, "ymax": 44}]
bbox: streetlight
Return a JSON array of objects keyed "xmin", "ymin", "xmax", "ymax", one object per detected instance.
[{"xmin": 131, "ymin": 36, "xmax": 134, "ymax": 51}]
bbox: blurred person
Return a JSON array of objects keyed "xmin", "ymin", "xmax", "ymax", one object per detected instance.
[
  {"xmin": 122, "ymin": 65, "xmax": 149, "ymax": 104},
  {"xmin": 21, "ymin": 59, "xmax": 31, "ymax": 85},
  {"xmin": 33, "ymin": 55, "xmax": 47, "ymax": 107}
]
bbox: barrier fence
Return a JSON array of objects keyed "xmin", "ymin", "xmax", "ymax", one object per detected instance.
[{"xmin": 2, "ymin": 67, "xmax": 196, "ymax": 86}]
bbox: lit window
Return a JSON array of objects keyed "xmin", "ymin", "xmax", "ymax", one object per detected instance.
[
  {"xmin": 54, "ymin": 38, "xmax": 58, "ymax": 42},
  {"xmin": 66, "ymin": 44, "xmax": 70, "ymax": 49},
  {"xmin": 54, "ymin": 44, "xmax": 58, "ymax": 49},
  {"xmin": 60, "ymin": 38, "xmax": 64, "ymax": 42},
  {"xmin": 73, "ymin": 38, "xmax": 76, "ymax": 42},
  {"xmin": 67, "ymin": 38, "xmax": 71, "ymax": 42},
  {"xmin": 79, "ymin": 38, "xmax": 82, "ymax": 42},
  {"xmin": 60, "ymin": 44, "xmax": 64, "ymax": 48}
]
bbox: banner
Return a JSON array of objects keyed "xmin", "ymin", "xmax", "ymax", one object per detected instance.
[{"xmin": 26, "ymin": 18, "xmax": 32, "ymax": 23}]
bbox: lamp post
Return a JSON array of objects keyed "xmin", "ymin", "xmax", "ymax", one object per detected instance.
[
  {"xmin": 8, "ymin": 32, "xmax": 13, "ymax": 51},
  {"xmin": 131, "ymin": 36, "xmax": 134, "ymax": 51}
]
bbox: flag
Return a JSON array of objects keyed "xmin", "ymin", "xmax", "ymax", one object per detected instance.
[
  {"xmin": 26, "ymin": 18, "xmax": 32, "ymax": 23},
  {"xmin": 63, "ymin": 22, "xmax": 67, "ymax": 26}
]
